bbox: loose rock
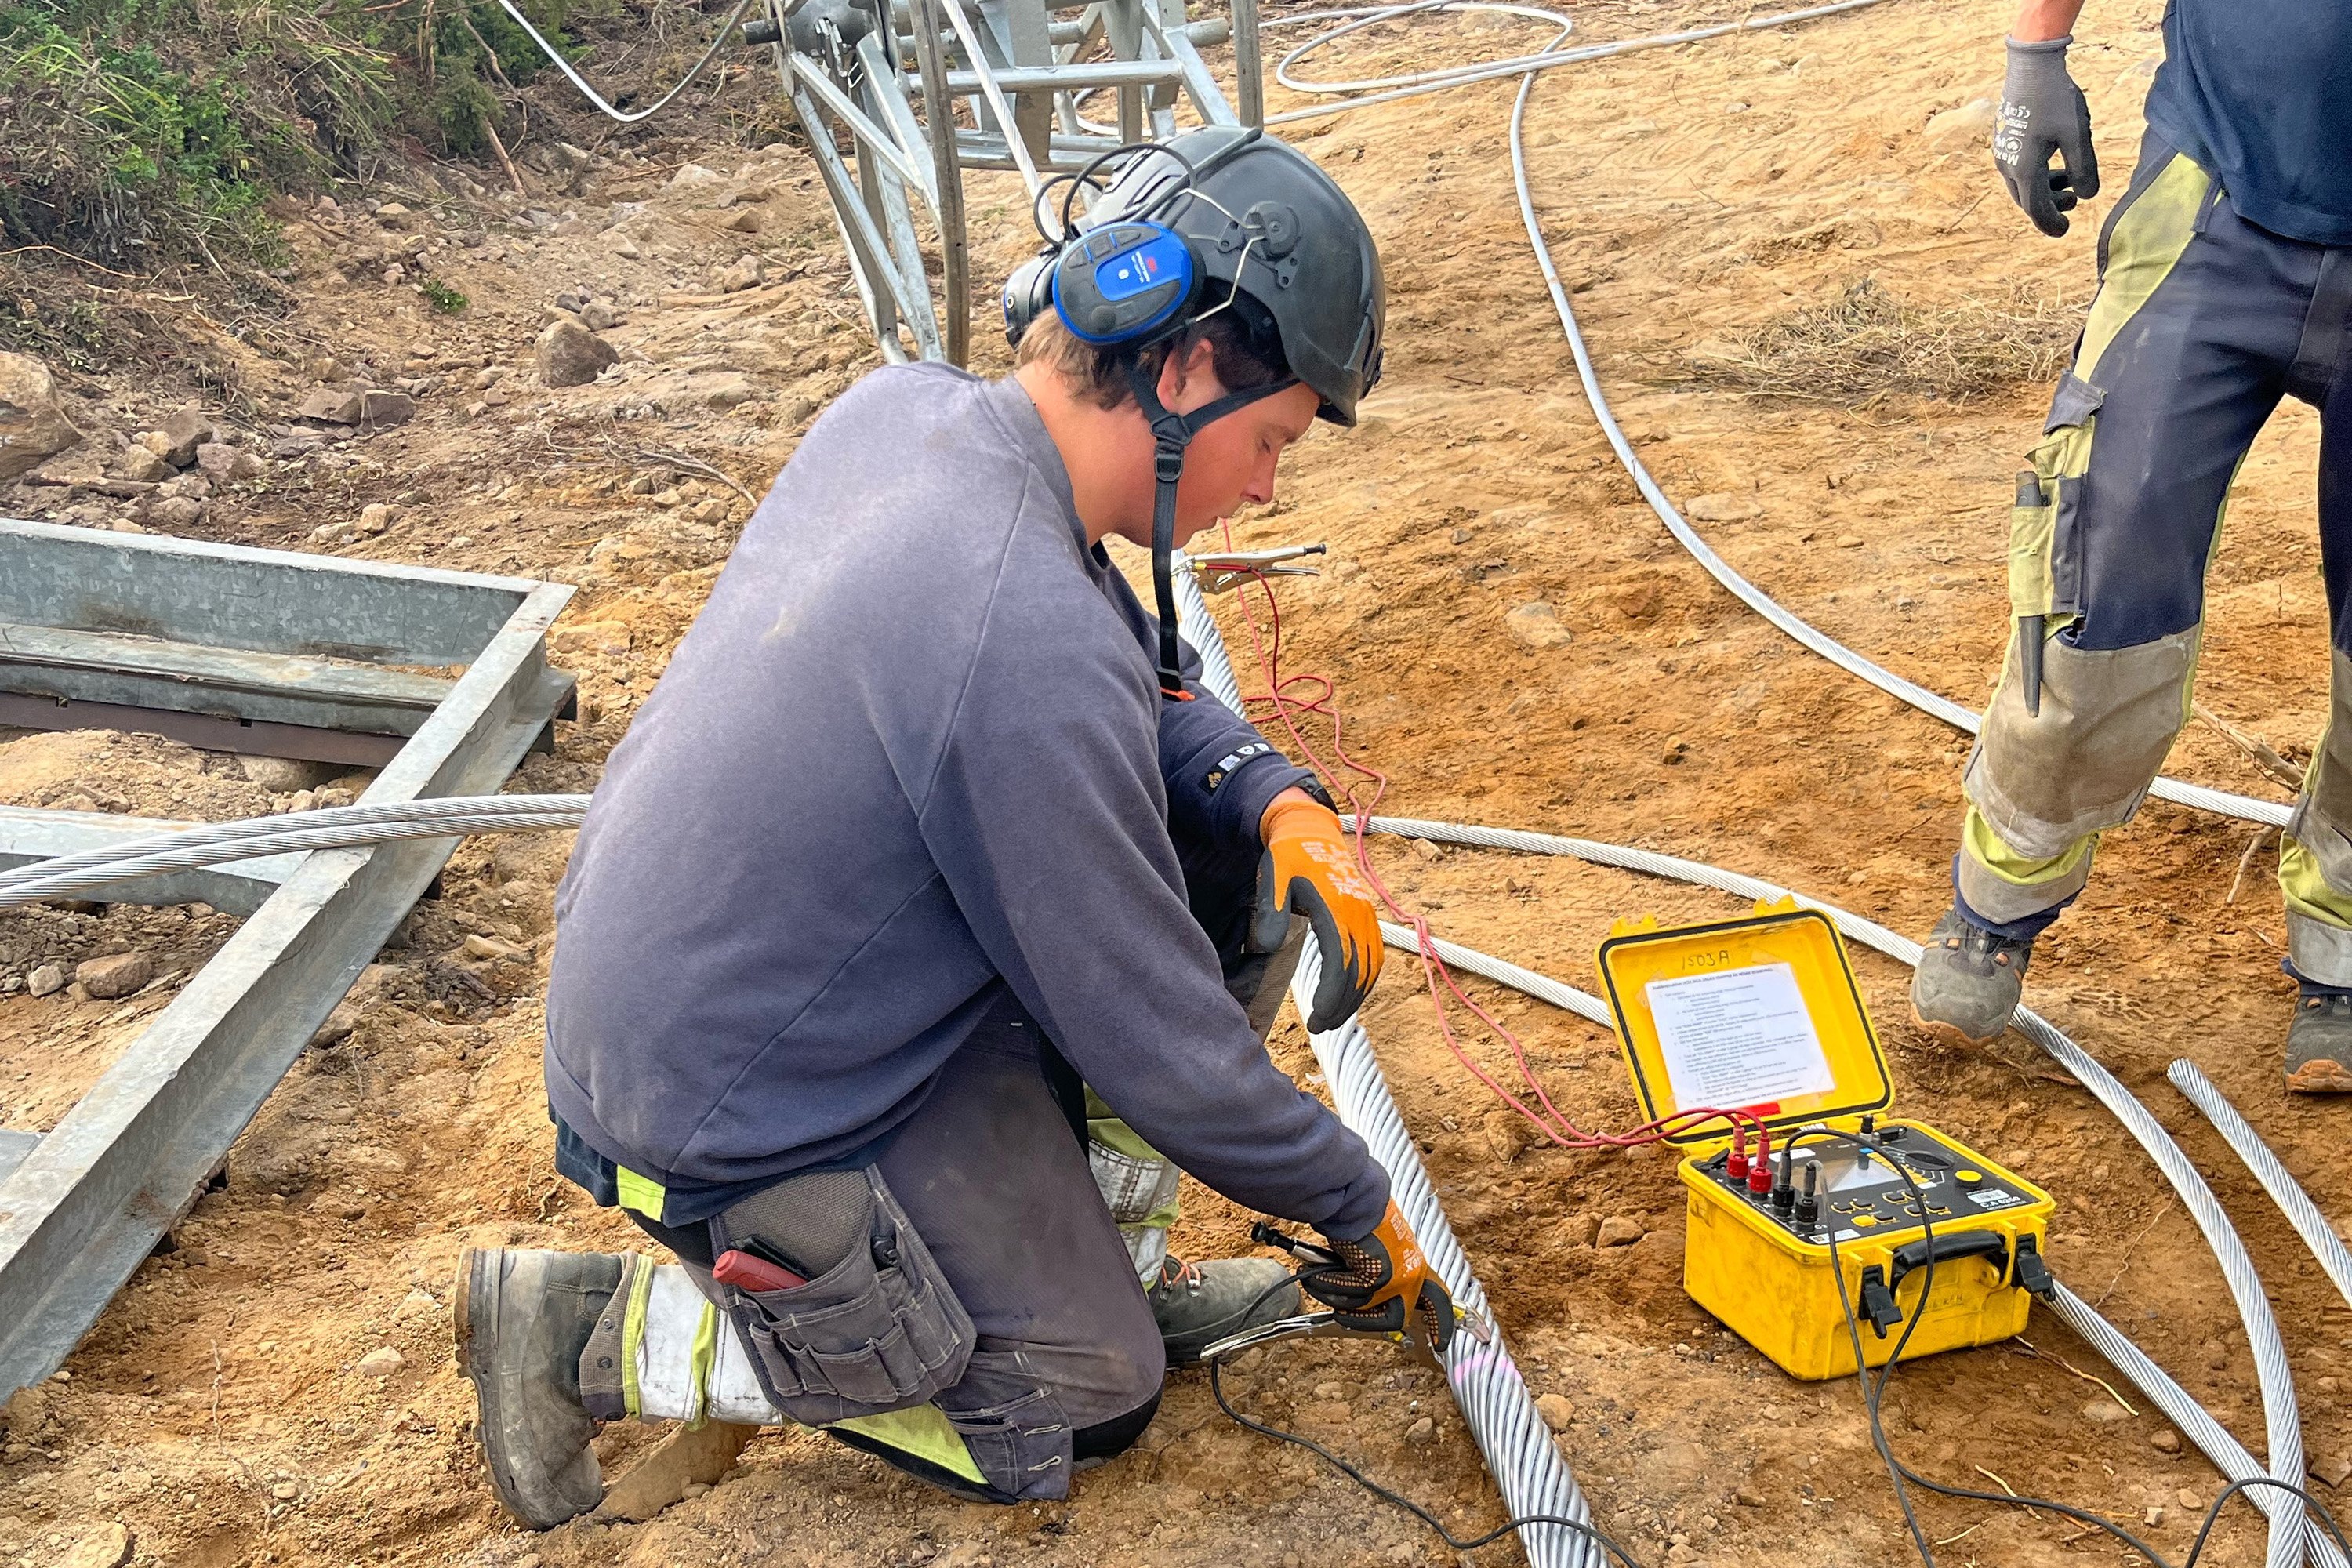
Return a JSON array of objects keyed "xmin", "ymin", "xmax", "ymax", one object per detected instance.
[
  {"xmin": 238, "ymin": 755, "xmax": 337, "ymax": 793},
  {"xmin": 1733, "ymin": 1487, "xmax": 1765, "ymax": 1508},
  {"xmin": 27, "ymin": 963, "xmax": 66, "ymax": 998},
  {"xmin": 2150, "ymin": 1428, "xmax": 2183, "ymax": 1455},
  {"xmin": 668, "ymin": 163, "xmax": 725, "ymax": 190},
  {"xmin": 155, "ymin": 405, "xmax": 216, "ymax": 466},
  {"xmin": 1404, "ymin": 1416, "xmax": 1436, "ymax": 1444},
  {"xmin": 111, "ymin": 446, "xmax": 172, "ymax": 484},
  {"xmin": 310, "ymin": 1001, "xmax": 364, "ymax": 1050},
  {"xmin": 0, "ymin": 352, "xmax": 84, "ymax": 480},
  {"xmin": 361, "ymin": 390, "xmax": 417, "ymax": 426},
  {"xmin": 716, "ymin": 255, "xmax": 765, "ymax": 293},
  {"xmin": 298, "ymin": 386, "xmax": 365, "ymax": 425},
  {"xmin": 77, "ymin": 951, "xmax": 154, "ymax": 1000},
  {"xmin": 2082, "ymin": 1398, "xmax": 2131, "ymax": 1423},
  {"xmin": 580, "ymin": 299, "xmax": 620, "ymax": 331},
  {"xmin": 357, "ymin": 503, "xmax": 400, "ymax": 535},
  {"xmin": 355, "ymin": 1346, "xmax": 405, "ymax": 1377},
  {"xmin": 2177, "ymin": 1487, "xmax": 2205, "ymax": 1510},
  {"xmin": 1596, "ymin": 1215, "xmax": 1646, "ymax": 1247},
  {"xmin": 1925, "ymin": 98, "xmax": 1998, "ymax": 151},
  {"xmin": 1504, "ymin": 601, "xmax": 1573, "ymax": 649},
  {"xmin": 56, "ymin": 1523, "xmax": 133, "ymax": 1568},
  {"xmin": 194, "ymin": 442, "xmax": 263, "ymax": 484},
  {"xmin": 1686, "ymin": 492, "xmax": 1762, "ymax": 523},
  {"xmin": 147, "ymin": 495, "xmax": 206, "ymax": 532},
  {"xmin": 536, "ymin": 319, "xmax": 619, "ymax": 388},
  {"xmin": 1534, "ymin": 1392, "xmax": 1575, "ymax": 1432},
  {"xmin": 2314, "ymin": 1451, "xmax": 2352, "ymax": 1487}
]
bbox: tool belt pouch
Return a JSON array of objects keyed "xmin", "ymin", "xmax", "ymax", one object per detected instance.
[{"xmin": 716, "ymin": 1167, "xmax": 975, "ymax": 1425}]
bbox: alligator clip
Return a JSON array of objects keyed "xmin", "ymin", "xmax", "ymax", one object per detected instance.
[{"xmin": 1187, "ymin": 543, "xmax": 1327, "ymax": 595}]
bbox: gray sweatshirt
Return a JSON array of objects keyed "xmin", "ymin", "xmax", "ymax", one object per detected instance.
[{"xmin": 545, "ymin": 363, "xmax": 1390, "ymax": 1239}]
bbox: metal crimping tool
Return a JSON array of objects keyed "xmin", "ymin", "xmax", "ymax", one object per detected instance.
[
  {"xmin": 1185, "ymin": 543, "xmax": 1327, "ymax": 596},
  {"xmin": 1199, "ymin": 1222, "xmax": 1494, "ymax": 1371}
]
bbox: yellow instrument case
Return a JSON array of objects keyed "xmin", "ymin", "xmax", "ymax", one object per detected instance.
[{"xmin": 1595, "ymin": 902, "xmax": 2054, "ymax": 1381}]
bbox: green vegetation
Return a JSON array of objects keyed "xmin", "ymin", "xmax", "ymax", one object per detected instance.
[
  {"xmin": 420, "ymin": 276, "xmax": 469, "ymax": 313},
  {"xmin": 0, "ymin": 0, "xmax": 601, "ymax": 269}
]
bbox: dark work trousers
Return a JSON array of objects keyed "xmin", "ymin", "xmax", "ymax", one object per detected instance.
[
  {"xmin": 626, "ymin": 842, "xmax": 1302, "ymax": 1503},
  {"xmin": 1957, "ymin": 129, "xmax": 2352, "ymax": 983}
]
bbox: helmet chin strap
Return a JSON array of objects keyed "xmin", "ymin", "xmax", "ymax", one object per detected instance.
[{"xmin": 1124, "ymin": 358, "xmax": 1298, "ymax": 700}]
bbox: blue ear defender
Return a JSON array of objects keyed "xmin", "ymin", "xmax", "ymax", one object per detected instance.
[{"xmin": 1050, "ymin": 221, "xmax": 1201, "ymax": 345}]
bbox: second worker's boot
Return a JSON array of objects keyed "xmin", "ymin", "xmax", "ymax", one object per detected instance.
[
  {"xmin": 2286, "ymin": 993, "xmax": 2352, "ymax": 1094},
  {"xmin": 1910, "ymin": 908, "xmax": 2032, "ymax": 1047},
  {"xmin": 1148, "ymin": 1255, "xmax": 1300, "ymax": 1365},
  {"xmin": 456, "ymin": 1246, "xmax": 626, "ymax": 1529}
]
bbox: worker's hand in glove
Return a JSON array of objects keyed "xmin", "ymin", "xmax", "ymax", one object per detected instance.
[
  {"xmin": 1251, "ymin": 789, "xmax": 1384, "ymax": 1032},
  {"xmin": 1305, "ymin": 1201, "xmax": 1456, "ymax": 1357},
  {"xmin": 1994, "ymin": 34, "xmax": 2099, "ymax": 237}
]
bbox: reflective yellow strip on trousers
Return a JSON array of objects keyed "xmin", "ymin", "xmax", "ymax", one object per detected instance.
[
  {"xmin": 619, "ymin": 1252, "xmax": 658, "ymax": 1419},
  {"xmin": 832, "ymin": 1404, "xmax": 989, "ymax": 1486},
  {"xmin": 2078, "ymin": 151, "xmax": 2212, "ymax": 383}
]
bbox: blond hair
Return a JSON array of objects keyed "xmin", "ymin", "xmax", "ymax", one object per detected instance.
[{"xmin": 1014, "ymin": 301, "xmax": 1287, "ymax": 412}]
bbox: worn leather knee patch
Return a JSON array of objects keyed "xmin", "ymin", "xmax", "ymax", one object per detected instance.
[
  {"xmin": 2289, "ymin": 912, "xmax": 2352, "ymax": 989},
  {"xmin": 2285, "ymin": 648, "xmax": 2352, "ymax": 902},
  {"xmin": 1957, "ymin": 847, "xmax": 2091, "ymax": 926},
  {"xmin": 1965, "ymin": 628, "xmax": 2198, "ymax": 858}
]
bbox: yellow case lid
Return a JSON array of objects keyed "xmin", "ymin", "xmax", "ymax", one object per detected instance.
[{"xmin": 1594, "ymin": 899, "xmax": 1893, "ymax": 1144}]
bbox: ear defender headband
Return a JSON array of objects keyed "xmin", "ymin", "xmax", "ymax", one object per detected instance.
[{"xmin": 1001, "ymin": 133, "xmax": 1300, "ymax": 702}]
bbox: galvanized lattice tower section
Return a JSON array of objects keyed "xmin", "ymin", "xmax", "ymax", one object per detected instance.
[{"xmin": 757, "ymin": 0, "xmax": 1262, "ymax": 363}]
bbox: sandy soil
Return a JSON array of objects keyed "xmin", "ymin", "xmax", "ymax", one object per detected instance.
[{"xmin": 5, "ymin": 0, "xmax": 2343, "ymax": 1564}]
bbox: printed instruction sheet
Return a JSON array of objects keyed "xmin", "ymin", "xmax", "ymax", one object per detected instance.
[{"xmin": 1645, "ymin": 960, "xmax": 1833, "ymax": 1109}]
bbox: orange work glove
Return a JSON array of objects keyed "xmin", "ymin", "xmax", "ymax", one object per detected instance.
[
  {"xmin": 1303, "ymin": 1200, "xmax": 1456, "ymax": 1357},
  {"xmin": 1251, "ymin": 791, "xmax": 1385, "ymax": 1032}
]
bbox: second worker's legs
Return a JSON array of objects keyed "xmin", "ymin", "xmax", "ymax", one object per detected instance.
[
  {"xmin": 2276, "ymin": 252, "xmax": 2352, "ymax": 1089},
  {"xmin": 1917, "ymin": 136, "xmax": 2314, "ymax": 1042}
]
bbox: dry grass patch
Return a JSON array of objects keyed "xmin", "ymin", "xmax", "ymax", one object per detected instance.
[{"xmin": 1682, "ymin": 276, "xmax": 2079, "ymax": 408}]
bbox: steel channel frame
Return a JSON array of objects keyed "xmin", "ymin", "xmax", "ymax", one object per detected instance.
[
  {"xmin": 771, "ymin": 0, "xmax": 1263, "ymax": 365},
  {"xmin": 0, "ymin": 519, "xmax": 575, "ymax": 1397}
]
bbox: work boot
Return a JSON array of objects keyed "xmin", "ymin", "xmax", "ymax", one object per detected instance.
[
  {"xmin": 1148, "ymin": 1255, "xmax": 1300, "ymax": 1365},
  {"xmin": 456, "ymin": 1246, "xmax": 626, "ymax": 1529},
  {"xmin": 2286, "ymin": 994, "xmax": 2352, "ymax": 1094},
  {"xmin": 1910, "ymin": 908, "xmax": 2031, "ymax": 1046}
]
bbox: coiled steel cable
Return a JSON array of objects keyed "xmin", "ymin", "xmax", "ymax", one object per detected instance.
[
  {"xmin": 0, "ymin": 797, "xmax": 590, "ymax": 910},
  {"xmin": 2170, "ymin": 1061, "xmax": 2352, "ymax": 1313},
  {"xmin": 1176, "ymin": 565, "xmax": 1601, "ymax": 1566},
  {"xmin": 1482, "ymin": 9, "xmax": 2289, "ymax": 830},
  {"xmin": 1359, "ymin": 815, "xmax": 2326, "ymax": 1568},
  {"xmin": 491, "ymin": 0, "xmax": 760, "ymax": 125},
  {"xmin": 1380, "ymin": 909, "xmax": 2336, "ymax": 1563}
]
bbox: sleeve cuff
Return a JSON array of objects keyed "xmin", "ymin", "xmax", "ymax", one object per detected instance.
[{"xmin": 1228, "ymin": 753, "xmax": 1317, "ymax": 850}]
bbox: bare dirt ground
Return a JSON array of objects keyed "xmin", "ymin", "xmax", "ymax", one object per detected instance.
[{"xmin": 4, "ymin": 0, "xmax": 2343, "ymax": 1563}]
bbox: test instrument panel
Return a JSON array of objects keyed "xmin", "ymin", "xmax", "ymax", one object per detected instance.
[{"xmin": 1595, "ymin": 902, "xmax": 2056, "ymax": 1380}]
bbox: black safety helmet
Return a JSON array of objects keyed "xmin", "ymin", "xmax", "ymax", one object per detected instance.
[
  {"xmin": 1005, "ymin": 125, "xmax": 1386, "ymax": 425},
  {"xmin": 1000, "ymin": 126, "xmax": 1385, "ymax": 700}
]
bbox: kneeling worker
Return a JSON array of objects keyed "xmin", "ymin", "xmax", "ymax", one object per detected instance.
[{"xmin": 455, "ymin": 127, "xmax": 1453, "ymax": 1523}]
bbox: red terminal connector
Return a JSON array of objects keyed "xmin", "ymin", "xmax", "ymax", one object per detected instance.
[
  {"xmin": 1747, "ymin": 1129, "xmax": 1775, "ymax": 1195},
  {"xmin": 1725, "ymin": 1127, "xmax": 1749, "ymax": 1184}
]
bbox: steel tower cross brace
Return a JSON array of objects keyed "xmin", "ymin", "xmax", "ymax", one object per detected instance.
[
  {"xmin": 757, "ymin": 0, "xmax": 1264, "ymax": 364},
  {"xmin": 0, "ymin": 519, "xmax": 577, "ymax": 1397}
]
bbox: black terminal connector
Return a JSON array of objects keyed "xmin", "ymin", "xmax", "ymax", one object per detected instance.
[
  {"xmin": 1769, "ymin": 1149, "xmax": 1796, "ymax": 1215},
  {"xmin": 1858, "ymin": 1265, "xmax": 1904, "ymax": 1338},
  {"xmin": 743, "ymin": 16, "xmax": 783, "ymax": 43},
  {"xmin": 2011, "ymin": 1235, "xmax": 2056, "ymax": 1299},
  {"xmin": 1793, "ymin": 1161, "xmax": 1820, "ymax": 1228}
]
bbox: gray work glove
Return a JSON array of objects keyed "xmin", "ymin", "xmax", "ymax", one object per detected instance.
[{"xmin": 1993, "ymin": 34, "xmax": 2100, "ymax": 238}]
